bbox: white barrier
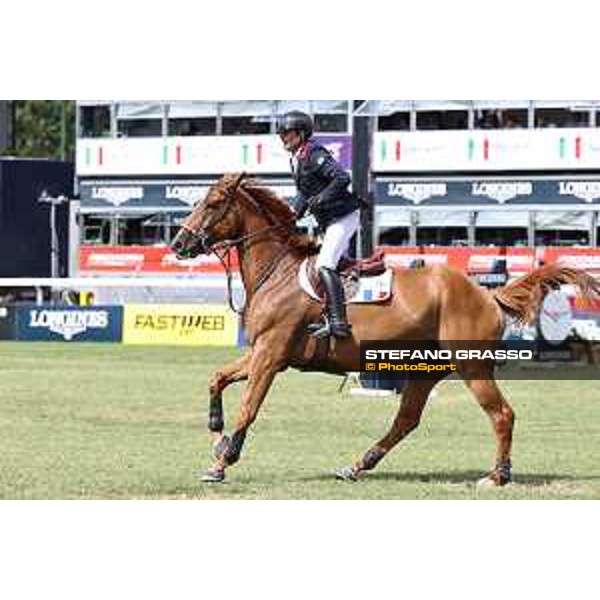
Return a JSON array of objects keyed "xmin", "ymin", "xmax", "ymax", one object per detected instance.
[
  {"xmin": 0, "ymin": 276, "xmax": 241, "ymax": 288},
  {"xmin": 0, "ymin": 276, "xmax": 242, "ymax": 305}
]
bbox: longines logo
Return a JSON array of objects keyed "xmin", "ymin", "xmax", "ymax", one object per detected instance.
[
  {"xmin": 387, "ymin": 182, "xmax": 447, "ymax": 204},
  {"xmin": 472, "ymin": 181, "xmax": 533, "ymax": 204},
  {"xmin": 558, "ymin": 181, "xmax": 600, "ymax": 203},
  {"xmin": 29, "ymin": 310, "xmax": 109, "ymax": 341},
  {"xmin": 165, "ymin": 185, "xmax": 209, "ymax": 206},
  {"xmin": 91, "ymin": 186, "xmax": 144, "ymax": 206}
]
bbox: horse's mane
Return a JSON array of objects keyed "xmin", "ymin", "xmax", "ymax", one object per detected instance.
[
  {"xmin": 241, "ymin": 178, "xmax": 297, "ymax": 228},
  {"xmin": 226, "ymin": 174, "xmax": 320, "ymax": 255}
]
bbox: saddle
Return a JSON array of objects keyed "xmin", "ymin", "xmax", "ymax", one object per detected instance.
[
  {"xmin": 338, "ymin": 248, "xmax": 387, "ymax": 278},
  {"xmin": 301, "ymin": 249, "xmax": 391, "ymax": 304}
]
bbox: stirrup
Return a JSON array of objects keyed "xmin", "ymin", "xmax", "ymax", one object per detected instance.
[
  {"xmin": 307, "ymin": 315, "xmax": 352, "ymax": 339},
  {"xmin": 307, "ymin": 316, "xmax": 331, "ymax": 339},
  {"xmin": 331, "ymin": 322, "xmax": 352, "ymax": 338}
]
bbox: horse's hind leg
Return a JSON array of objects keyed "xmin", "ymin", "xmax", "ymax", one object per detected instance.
[
  {"xmin": 207, "ymin": 351, "xmax": 251, "ymax": 448},
  {"xmin": 335, "ymin": 377, "xmax": 441, "ymax": 481},
  {"xmin": 464, "ymin": 374, "xmax": 515, "ymax": 486}
]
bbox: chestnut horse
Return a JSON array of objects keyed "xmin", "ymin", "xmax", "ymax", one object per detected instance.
[{"xmin": 171, "ymin": 173, "xmax": 600, "ymax": 485}]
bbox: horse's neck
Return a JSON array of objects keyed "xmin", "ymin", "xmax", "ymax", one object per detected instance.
[{"xmin": 236, "ymin": 214, "xmax": 298, "ymax": 299}]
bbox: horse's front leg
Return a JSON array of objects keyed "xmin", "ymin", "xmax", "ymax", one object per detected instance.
[
  {"xmin": 207, "ymin": 351, "xmax": 252, "ymax": 449},
  {"xmin": 202, "ymin": 342, "xmax": 283, "ymax": 483}
]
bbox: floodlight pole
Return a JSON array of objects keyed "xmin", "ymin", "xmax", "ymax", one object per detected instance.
[{"xmin": 38, "ymin": 191, "xmax": 69, "ymax": 278}]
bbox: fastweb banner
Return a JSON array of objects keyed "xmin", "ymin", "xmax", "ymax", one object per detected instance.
[{"xmin": 122, "ymin": 304, "xmax": 238, "ymax": 346}]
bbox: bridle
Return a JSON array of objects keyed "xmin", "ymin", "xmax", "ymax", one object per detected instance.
[
  {"xmin": 179, "ymin": 172, "xmax": 247, "ymax": 253},
  {"xmin": 180, "ymin": 173, "xmax": 293, "ymax": 315}
]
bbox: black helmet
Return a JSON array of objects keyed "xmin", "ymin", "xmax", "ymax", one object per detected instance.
[{"xmin": 276, "ymin": 111, "xmax": 313, "ymax": 138}]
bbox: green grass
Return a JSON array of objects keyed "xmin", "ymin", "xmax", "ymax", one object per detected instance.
[{"xmin": 0, "ymin": 342, "xmax": 599, "ymax": 499}]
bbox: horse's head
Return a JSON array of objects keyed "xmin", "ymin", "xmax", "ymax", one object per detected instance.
[{"xmin": 171, "ymin": 173, "xmax": 246, "ymax": 259}]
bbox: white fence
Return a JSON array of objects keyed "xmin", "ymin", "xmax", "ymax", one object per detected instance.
[{"xmin": 0, "ymin": 276, "xmax": 242, "ymax": 306}]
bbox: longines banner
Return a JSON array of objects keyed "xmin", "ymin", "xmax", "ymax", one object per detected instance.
[
  {"xmin": 15, "ymin": 306, "xmax": 123, "ymax": 342},
  {"xmin": 78, "ymin": 179, "xmax": 298, "ymax": 211},
  {"xmin": 375, "ymin": 177, "xmax": 600, "ymax": 205},
  {"xmin": 122, "ymin": 304, "xmax": 238, "ymax": 346}
]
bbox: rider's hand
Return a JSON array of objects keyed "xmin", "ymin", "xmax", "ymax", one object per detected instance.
[
  {"xmin": 295, "ymin": 203, "xmax": 308, "ymax": 220},
  {"xmin": 292, "ymin": 225, "xmax": 307, "ymax": 236},
  {"xmin": 308, "ymin": 195, "xmax": 322, "ymax": 210}
]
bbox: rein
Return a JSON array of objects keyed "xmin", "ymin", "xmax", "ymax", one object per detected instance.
[{"xmin": 211, "ymin": 225, "xmax": 291, "ymax": 316}]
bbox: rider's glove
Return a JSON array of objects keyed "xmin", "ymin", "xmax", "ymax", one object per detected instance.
[{"xmin": 308, "ymin": 195, "xmax": 322, "ymax": 211}]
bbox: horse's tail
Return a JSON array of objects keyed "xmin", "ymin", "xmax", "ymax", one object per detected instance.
[{"xmin": 492, "ymin": 264, "xmax": 600, "ymax": 325}]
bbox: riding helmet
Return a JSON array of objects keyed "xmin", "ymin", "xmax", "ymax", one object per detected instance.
[{"xmin": 276, "ymin": 111, "xmax": 314, "ymax": 138}]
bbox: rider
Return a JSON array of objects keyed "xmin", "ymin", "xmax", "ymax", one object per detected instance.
[{"xmin": 277, "ymin": 110, "xmax": 361, "ymax": 339}]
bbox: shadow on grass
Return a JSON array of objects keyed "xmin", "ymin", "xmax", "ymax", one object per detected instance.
[
  {"xmin": 116, "ymin": 470, "xmax": 600, "ymax": 500},
  {"xmin": 299, "ymin": 470, "xmax": 600, "ymax": 487}
]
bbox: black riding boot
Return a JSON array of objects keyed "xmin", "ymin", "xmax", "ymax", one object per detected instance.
[{"xmin": 309, "ymin": 267, "xmax": 352, "ymax": 339}]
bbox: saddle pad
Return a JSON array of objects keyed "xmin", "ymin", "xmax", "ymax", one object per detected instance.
[{"xmin": 298, "ymin": 258, "xmax": 393, "ymax": 304}]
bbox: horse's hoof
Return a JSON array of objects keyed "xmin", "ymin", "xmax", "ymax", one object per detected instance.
[
  {"xmin": 476, "ymin": 475, "xmax": 512, "ymax": 488},
  {"xmin": 197, "ymin": 469, "xmax": 225, "ymax": 483},
  {"xmin": 476, "ymin": 476, "xmax": 497, "ymax": 488},
  {"xmin": 213, "ymin": 435, "xmax": 231, "ymax": 459},
  {"xmin": 334, "ymin": 466, "xmax": 358, "ymax": 482}
]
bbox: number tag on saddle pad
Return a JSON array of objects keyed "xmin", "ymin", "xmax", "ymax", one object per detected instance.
[
  {"xmin": 351, "ymin": 269, "xmax": 393, "ymax": 303},
  {"xmin": 298, "ymin": 258, "xmax": 393, "ymax": 304}
]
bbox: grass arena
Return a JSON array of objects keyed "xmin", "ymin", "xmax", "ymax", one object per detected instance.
[{"xmin": 2, "ymin": 342, "xmax": 599, "ymax": 500}]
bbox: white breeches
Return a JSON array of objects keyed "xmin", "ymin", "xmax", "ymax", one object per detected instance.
[{"xmin": 315, "ymin": 209, "xmax": 361, "ymax": 270}]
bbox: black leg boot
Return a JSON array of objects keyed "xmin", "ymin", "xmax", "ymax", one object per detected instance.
[{"xmin": 309, "ymin": 267, "xmax": 352, "ymax": 339}]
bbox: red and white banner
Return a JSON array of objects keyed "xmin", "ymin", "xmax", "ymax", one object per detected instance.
[
  {"xmin": 80, "ymin": 245, "xmax": 600, "ymax": 314},
  {"xmin": 539, "ymin": 247, "xmax": 600, "ymax": 275},
  {"xmin": 80, "ymin": 246, "xmax": 238, "ymax": 275},
  {"xmin": 382, "ymin": 246, "xmax": 537, "ymax": 275},
  {"xmin": 80, "ymin": 244, "xmax": 600, "ymax": 280}
]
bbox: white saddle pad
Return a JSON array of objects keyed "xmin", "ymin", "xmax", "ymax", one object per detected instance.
[{"xmin": 298, "ymin": 258, "xmax": 393, "ymax": 304}]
